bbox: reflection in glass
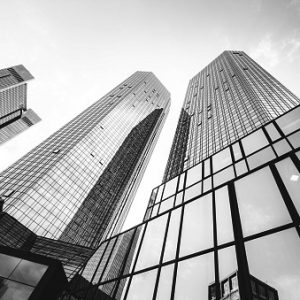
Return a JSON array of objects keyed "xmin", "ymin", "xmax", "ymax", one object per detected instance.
[
  {"xmin": 276, "ymin": 106, "xmax": 300, "ymax": 135},
  {"xmin": 288, "ymin": 131, "xmax": 300, "ymax": 148},
  {"xmin": 265, "ymin": 123, "xmax": 281, "ymax": 141},
  {"xmin": 175, "ymin": 252, "xmax": 214, "ymax": 300},
  {"xmin": 235, "ymin": 167, "xmax": 292, "ymax": 237},
  {"xmin": 204, "ymin": 159, "xmax": 211, "ymax": 177},
  {"xmin": 247, "ymin": 146, "xmax": 276, "ymax": 170},
  {"xmin": 218, "ymin": 246, "xmax": 237, "ymax": 280},
  {"xmin": 135, "ymin": 214, "xmax": 167, "ymax": 271},
  {"xmin": 213, "ymin": 166, "xmax": 234, "ymax": 188},
  {"xmin": 246, "ymin": 228, "xmax": 300, "ymax": 300},
  {"xmin": 10, "ymin": 260, "xmax": 47, "ymax": 286},
  {"xmin": 126, "ymin": 269, "xmax": 157, "ymax": 300},
  {"xmin": 184, "ymin": 182, "xmax": 202, "ymax": 202},
  {"xmin": 155, "ymin": 185, "xmax": 164, "ymax": 204},
  {"xmin": 186, "ymin": 163, "xmax": 202, "ymax": 187},
  {"xmin": 180, "ymin": 194, "xmax": 213, "ymax": 256},
  {"xmin": 163, "ymin": 208, "xmax": 181, "ymax": 262},
  {"xmin": 163, "ymin": 177, "xmax": 178, "ymax": 200},
  {"xmin": 0, "ymin": 254, "xmax": 21, "ymax": 278},
  {"xmin": 232, "ymin": 142, "xmax": 242, "ymax": 161},
  {"xmin": 178, "ymin": 173, "xmax": 185, "ymax": 191},
  {"xmin": 213, "ymin": 148, "xmax": 232, "ymax": 173},
  {"xmin": 203, "ymin": 177, "xmax": 212, "ymax": 193},
  {"xmin": 0, "ymin": 279, "xmax": 34, "ymax": 300},
  {"xmin": 273, "ymin": 139, "xmax": 292, "ymax": 156},
  {"xmin": 159, "ymin": 197, "xmax": 174, "ymax": 214},
  {"xmin": 175, "ymin": 191, "xmax": 183, "ymax": 206},
  {"xmin": 151, "ymin": 204, "xmax": 159, "ymax": 218},
  {"xmin": 242, "ymin": 129, "xmax": 269, "ymax": 156},
  {"xmin": 156, "ymin": 264, "xmax": 174, "ymax": 300},
  {"xmin": 235, "ymin": 160, "xmax": 247, "ymax": 176},
  {"xmin": 215, "ymin": 187, "xmax": 234, "ymax": 245},
  {"xmin": 276, "ymin": 157, "xmax": 300, "ymax": 214}
]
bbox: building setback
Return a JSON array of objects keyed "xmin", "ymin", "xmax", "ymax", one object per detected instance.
[
  {"xmin": 0, "ymin": 65, "xmax": 41, "ymax": 144},
  {"xmin": 66, "ymin": 51, "xmax": 300, "ymax": 300}
]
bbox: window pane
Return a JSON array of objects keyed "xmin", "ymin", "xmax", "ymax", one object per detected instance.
[
  {"xmin": 247, "ymin": 146, "xmax": 276, "ymax": 170},
  {"xmin": 155, "ymin": 185, "xmax": 164, "ymax": 203},
  {"xmin": 246, "ymin": 228, "xmax": 300, "ymax": 300},
  {"xmin": 287, "ymin": 130, "xmax": 300, "ymax": 149},
  {"xmin": 203, "ymin": 177, "xmax": 212, "ymax": 193},
  {"xmin": 235, "ymin": 167, "xmax": 292, "ymax": 237},
  {"xmin": 276, "ymin": 157, "xmax": 300, "ymax": 214},
  {"xmin": 178, "ymin": 173, "xmax": 185, "ymax": 191},
  {"xmin": 151, "ymin": 204, "xmax": 159, "ymax": 218},
  {"xmin": 213, "ymin": 148, "xmax": 232, "ymax": 173},
  {"xmin": 265, "ymin": 123, "xmax": 281, "ymax": 141},
  {"xmin": 213, "ymin": 166, "xmax": 235, "ymax": 188},
  {"xmin": 235, "ymin": 160, "xmax": 247, "ymax": 176},
  {"xmin": 135, "ymin": 214, "xmax": 168, "ymax": 271},
  {"xmin": 126, "ymin": 269, "xmax": 157, "ymax": 300},
  {"xmin": 163, "ymin": 208, "xmax": 181, "ymax": 262},
  {"xmin": 163, "ymin": 177, "xmax": 178, "ymax": 200},
  {"xmin": 215, "ymin": 187, "xmax": 234, "ymax": 245},
  {"xmin": 10, "ymin": 260, "xmax": 48, "ymax": 286},
  {"xmin": 0, "ymin": 279, "xmax": 34, "ymax": 300},
  {"xmin": 186, "ymin": 163, "xmax": 202, "ymax": 187},
  {"xmin": 276, "ymin": 106, "xmax": 300, "ymax": 135},
  {"xmin": 175, "ymin": 253, "xmax": 214, "ymax": 300},
  {"xmin": 184, "ymin": 181, "xmax": 202, "ymax": 202},
  {"xmin": 159, "ymin": 196, "xmax": 174, "ymax": 214},
  {"xmin": 156, "ymin": 264, "xmax": 174, "ymax": 300},
  {"xmin": 175, "ymin": 191, "xmax": 183, "ymax": 206},
  {"xmin": 232, "ymin": 142, "xmax": 242, "ymax": 161},
  {"xmin": 242, "ymin": 129, "xmax": 269, "ymax": 156},
  {"xmin": 180, "ymin": 194, "xmax": 213, "ymax": 256},
  {"xmin": 149, "ymin": 188, "xmax": 158, "ymax": 206},
  {"xmin": 218, "ymin": 246, "xmax": 237, "ymax": 280},
  {"xmin": 204, "ymin": 159, "xmax": 211, "ymax": 177},
  {"xmin": 0, "ymin": 254, "xmax": 21, "ymax": 278},
  {"xmin": 273, "ymin": 139, "xmax": 292, "ymax": 156}
]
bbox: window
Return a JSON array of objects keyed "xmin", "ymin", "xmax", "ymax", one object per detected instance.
[{"xmin": 242, "ymin": 129, "xmax": 269, "ymax": 155}]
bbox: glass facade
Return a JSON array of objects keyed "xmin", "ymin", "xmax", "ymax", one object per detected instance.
[
  {"xmin": 0, "ymin": 72, "xmax": 170, "ymax": 249},
  {"xmin": 163, "ymin": 51, "xmax": 300, "ymax": 182},
  {"xmin": 0, "ymin": 65, "xmax": 40, "ymax": 144}
]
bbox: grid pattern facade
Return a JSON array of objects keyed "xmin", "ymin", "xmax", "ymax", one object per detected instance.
[
  {"xmin": 0, "ymin": 72, "xmax": 170, "ymax": 247},
  {"xmin": 66, "ymin": 105, "xmax": 300, "ymax": 300},
  {"xmin": 164, "ymin": 51, "xmax": 300, "ymax": 181}
]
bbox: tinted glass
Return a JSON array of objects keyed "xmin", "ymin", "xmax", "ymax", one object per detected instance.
[
  {"xmin": 0, "ymin": 279, "xmax": 34, "ymax": 300},
  {"xmin": 0, "ymin": 254, "xmax": 20, "ymax": 278}
]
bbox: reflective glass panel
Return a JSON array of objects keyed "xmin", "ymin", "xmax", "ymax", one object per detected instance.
[
  {"xmin": 163, "ymin": 177, "xmax": 178, "ymax": 200},
  {"xmin": 242, "ymin": 129, "xmax": 269, "ymax": 156},
  {"xmin": 213, "ymin": 148, "xmax": 232, "ymax": 173},
  {"xmin": 273, "ymin": 139, "xmax": 292, "ymax": 156},
  {"xmin": 247, "ymin": 146, "xmax": 276, "ymax": 170},
  {"xmin": 0, "ymin": 254, "xmax": 21, "ymax": 278},
  {"xmin": 232, "ymin": 142, "xmax": 242, "ymax": 161},
  {"xmin": 235, "ymin": 160, "xmax": 247, "ymax": 176},
  {"xmin": 174, "ymin": 252, "xmax": 214, "ymax": 300},
  {"xmin": 265, "ymin": 123, "xmax": 281, "ymax": 141},
  {"xmin": 276, "ymin": 157, "xmax": 300, "ymax": 214},
  {"xmin": 159, "ymin": 196, "xmax": 174, "ymax": 214},
  {"xmin": 288, "ymin": 130, "xmax": 300, "ymax": 148},
  {"xmin": 155, "ymin": 185, "xmax": 164, "ymax": 203},
  {"xmin": 180, "ymin": 193, "xmax": 213, "ymax": 256},
  {"xmin": 213, "ymin": 166, "xmax": 235, "ymax": 188},
  {"xmin": 149, "ymin": 188, "xmax": 158, "ymax": 206},
  {"xmin": 163, "ymin": 208, "xmax": 181, "ymax": 262},
  {"xmin": 156, "ymin": 264, "xmax": 174, "ymax": 300},
  {"xmin": 184, "ymin": 181, "xmax": 202, "ymax": 202},
  {"xmin": 135, "ymin": 214, "xmax": 168, "ymax": 271},
  {"xmin": 0, "ymin": 279, "xmax": 34, "ymax": 300},
  {"xmin": 175, "ymin": 191, "xmax": 183, "ymax": 206},
  {"xmin": 235, "ymin": 167, "xmax": 292, "ymax": 237},
  {"xmin": 218, "ymin": 246, "xmax": 237, "ymax": 280},
  {"xmin": 186, "ymin": 163, "xmax": 202, "ymax": 187},
  {"xmin": 204, "ymin": 159, "xmax": 211, "ymax": 177},
  {"xmin": 276, "ymin": 106, "xmax": 300, "ymax": 135},
  {"xmin": 151, "ymin": 204, "xmax": 159, "ymax": 218},
  {"xmin": 126, "ymin": 269, "xmax": 157, "ymax": 300},
  {"xmin": 215, "ymin": 187, "xmax": 234, "ymax": 245},
  {"xmin": 203, "ymin": 177, "xmax": 212, "ymax": 193},
  {"xmin": 246, "ymin": 228, "xmax": 300, "ymax": 300},
  {"xmin": 178, "ymin": 173, "xmax": 185, "ymax": 191},
  {"xmin": 10, "ymin": 260, "xmax": 48, "ymax": 286}
]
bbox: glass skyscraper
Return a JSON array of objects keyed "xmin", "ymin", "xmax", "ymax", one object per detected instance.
[
  {"xmin": 0, "ymin": 65, "xmax": 41, "ymax": 145},
  {"xmin": 65, "ymin": 51, "xmax": 300, "ymax": 300},
  {"xmin": 0, "ymin": 71, "xmax": 170, "ymax": 249}
]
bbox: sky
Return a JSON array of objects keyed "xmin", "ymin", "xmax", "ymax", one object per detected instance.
[{"xmin": 0, "ymin": 0, "xmax": 300, "ymax": 231}]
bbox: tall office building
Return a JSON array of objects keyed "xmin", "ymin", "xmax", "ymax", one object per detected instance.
[
  {"xmin": 67, "ymin": 51, "xmax": 300, "ymax": 300},
  {"xmin": 0, "ymin": 65, "xmax": 41, "ymax": 145},
  {"xmin": 0, "ymin": 71, "xmax": 170, "ymax": 250}
]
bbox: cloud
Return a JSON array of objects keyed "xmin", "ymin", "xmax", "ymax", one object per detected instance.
[{"xmin": 250, "ymin": 32, "xmax": 300, "ymax": 67}]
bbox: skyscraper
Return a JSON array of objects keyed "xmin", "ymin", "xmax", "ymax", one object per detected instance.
[
  {"xmin": 0, "ymin": 71, "xmax": 170, "ymax": 251},
  {"xmin": 0, "ymin": 65, "xmax": 41, "ymax": 145},
  {"xmin": 68, "ymin": 51, "xmax": 300, "ymax": 300}
]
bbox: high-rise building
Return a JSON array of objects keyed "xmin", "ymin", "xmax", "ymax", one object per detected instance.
[
  {"xmin": 0, "ymin": 65, "xmax": 41, "ymax": 145},
  {"xmin": 66, "ymin": 51, "xmax": 300, "ymax": 300}
]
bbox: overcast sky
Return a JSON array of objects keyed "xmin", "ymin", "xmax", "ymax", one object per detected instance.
[{"xmin": 0, "ymin": 0, "xmax": 300, "ymax": 230}]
